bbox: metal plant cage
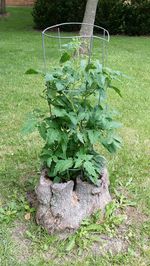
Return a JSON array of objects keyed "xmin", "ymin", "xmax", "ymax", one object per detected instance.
[
  {"xmin": 42, "ymin": 22, "xmax": 110, "ymax": 73},
  {"xmin": 42, "ymin": 23, "xmax": 110, "ymax": 177}
]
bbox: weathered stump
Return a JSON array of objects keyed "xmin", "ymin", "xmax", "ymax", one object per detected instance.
[{"xmin": 35, "ymin": 168, "xmax": 111, "ymax": 234}]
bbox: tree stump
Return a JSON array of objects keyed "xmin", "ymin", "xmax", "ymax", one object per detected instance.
[{"xmin": 35, "ymin": 168, "xmax": 111, "ymax": 235}]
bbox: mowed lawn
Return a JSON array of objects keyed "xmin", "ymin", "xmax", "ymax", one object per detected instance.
[{"xmin": 0, "ymin": 7, "xmax": 150, "ymax": 266}]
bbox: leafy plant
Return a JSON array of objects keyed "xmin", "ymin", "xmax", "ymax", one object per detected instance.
[
  {"xmin": 0, "ymin": 190, "xmax": 35, "ymax": 224},
  {"xmin": 24, "ymin": 41, "xmax": 123, "ymax": 185}
]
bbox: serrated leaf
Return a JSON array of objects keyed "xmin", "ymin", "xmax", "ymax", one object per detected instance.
[
  {"xmin": 60, "ymin": 52, "xmax": 71, "ymax": 64},
  {"xmin": 88, "ymin": 175, "xmax": 98, "ymax": 185},
  {"xmin": 55, "ymin": 158, "xmax": 73, "ymax": 173},
  {"xmin": 74, "ymin": 157, "xmax": 83, "ymax": 168},
  {"xmin": 83, "ymin": 161, "xmax": 97, "ymax": 178}
]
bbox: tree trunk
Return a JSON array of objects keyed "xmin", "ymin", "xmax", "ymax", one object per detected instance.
[
  {"xmin": 0, "ymin": 0, "xmax": 6, "ymax": 15},
  {"xmin": 35, "ymin": 168, "xmax": 111, "ymax": 236},
  {"xmin": 80, "ymin": 0, "xmax": 99, "ymax": 37}
]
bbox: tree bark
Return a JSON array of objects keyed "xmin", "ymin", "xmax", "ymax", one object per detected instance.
[
  {"xmin": 80, "ymin": 0, "xmax": 99, "ymax": 37},
  {"xmin": 0, "ymin": 0, "xmax": 6, "ymax": 15},
  {"xmin": 35, "ymin": 168, "xmax": 111, "ymax": 236}
]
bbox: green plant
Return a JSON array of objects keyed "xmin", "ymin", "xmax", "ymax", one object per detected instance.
[
  {"xmin": 24, "ymin": 41, "xmax": 122, "ymax": 185},
  {"xmin": 0, "ymin": 190, "xmax": 35, "ymax": 224}
]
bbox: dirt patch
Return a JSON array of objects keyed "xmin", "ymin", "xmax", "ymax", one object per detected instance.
[
  {"xmin": 10, "ymin": 221, "xmax": 32, "ymax": 263},
  {"xmin": 125, "ymin": 206, "xmax": 148, "ymax": 226},
  {"xmin": 92, "ymin": 235, "xmax": 128, "ymax": 255}
]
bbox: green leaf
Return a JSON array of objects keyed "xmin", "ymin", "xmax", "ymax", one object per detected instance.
[
  {"xmin": 77, "ymin": 132, "xmax": 84, "ymax": 144},
  {"xmin": 83, "ymin": 161, "xmax": 97, "ymax": 178},
  {"xmin": 109, "ymin": 85, "xmax": 122, "ymax": 97},
  {"xmin": 21, "ymin": 113, "xmax": 37, "ymax": 135},
  {"xmin": 102, "ymin": 135, "xmax": 122, "ymax": 153},
  {"xmin": 74, "ymin": 157, "xmax": 83, "ymax": 168},
  {"xmin": 55, "ymin": 158, "xmax": 73, "ymax": 173},
  {"xmin": 45, "ymin": 74, "xmax": 54, "ymax": 82},
  {"xmin": 88, "ymin": 175, "xmax": 98, "ymax": 185},
  {"xmin": 105, "ymin": 201, "xmax": 117, "ymax": 219},
  {"xmin": 60, "ymin": 52, "xmax": 71, "ymax": 64},
  {"xmin": 46, "ymin": 128, "xmax": 61, "ymax": 145},
  {"xmin": 67, "ymin": 112, "xmax": 78, "ymax": 125},
  {"xmin": 107, "ymin": 121, "xmax": 122, "ymax": 130},
  {"xmin": 38, "ymin": 122, "xmax": 47, "ymax": 140},
  {"xmin": 87, "ymin": 130, "xmax": 100, "ymax": 145},
  {"xmin": 25, "ymin": 68, "xmax": 39, "ymax": 74},
  {"xmin": 53, "ymin": 176, "xmax": 62, "ymax": 183},
  {"xmin": 47, "ymin": 158, "xmax": 52, "ymax": 168},
  {"xmin": 65, "ymin": 236, "xmax": 76, "ymax": 252},
  {"xmin": 52, "ymin": 107, "xmax": 67, "ymax": 117},
  {"xmin": 77, "ymin": 111, "xmax": 87, "ymax": 121},
  {"xmin": 56, "ymin": 82, "xmax": 64, "ymax": 91},
  {"xmin": 85, "ymin": 63, "xmax": 96, "ymax": 72},
  {"xmin": 86, "ymin": 223, "xmax": 104, "ymax": 232}
]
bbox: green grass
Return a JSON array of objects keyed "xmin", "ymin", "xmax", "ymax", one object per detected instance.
[{"xmin": 0, "ymin": 7, "xmax": 150, "ymax": 266}]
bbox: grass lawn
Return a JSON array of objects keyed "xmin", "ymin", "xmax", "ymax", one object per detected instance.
[{"xmin": 0, "ymin": 7, "xmax": 150, "ymax": 266}]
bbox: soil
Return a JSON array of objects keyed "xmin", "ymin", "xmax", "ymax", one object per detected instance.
[{"xmin": 11, "ymin": 221, "xmax": 32, "ymax": 263}]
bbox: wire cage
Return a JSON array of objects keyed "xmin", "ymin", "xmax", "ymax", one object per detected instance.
[{"xmin": 42, "ymin": 22, "xmax": 110, "ymax": 73}]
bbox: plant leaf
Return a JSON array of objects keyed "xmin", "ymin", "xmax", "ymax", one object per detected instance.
[
  {"xmin": 60, "ymin": 52, "xmax": 71, "ymax": 64},
  {"xmin": 25, "ymin": 68, "xmax": 39, "ymax": 74},
  {"xmin": 47, "ymin": 158, "xmax": 52, "ymax": 168},
  {"xmin": 77, "ymin": 132, "xmax": 84, "ymax": 144},
  {"xmin": 83, "ymin": 161, "xmax": 97, "ymax": 178},
  {"xmin": 85, "ymin": 63, "xmax": 96, "ymax": 72},
  {"xmin": 87, "ymin": 130, "xmax": 100, "ymax": 145},
  {"xmin": 46, "ymin": 128, "xmax": 61, "ymax": 145},
  {"xmin": 53, "ymin": 176, "xmax": 62, "ymax": 183},
  {"xmin": 109, "ymin": 85, "xmax": 122, "ymax": 97},
  {"xmin": 21, "ymin": 113, "xmax": 37, "ymax": 135},
  {"xmin": 52, "ymin": 107, "xmax": 67, "ymax": 117},
  {"xmin": 55, "ymin": 158, "xmax": 73, "ymax": 173},
  {"xmin": 38, "ymin": 122, "xmax": 47, "ymax": 140},
  {"xmin": 65, "ymin": 237, "xmax": 76, "ymax": 252}
]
